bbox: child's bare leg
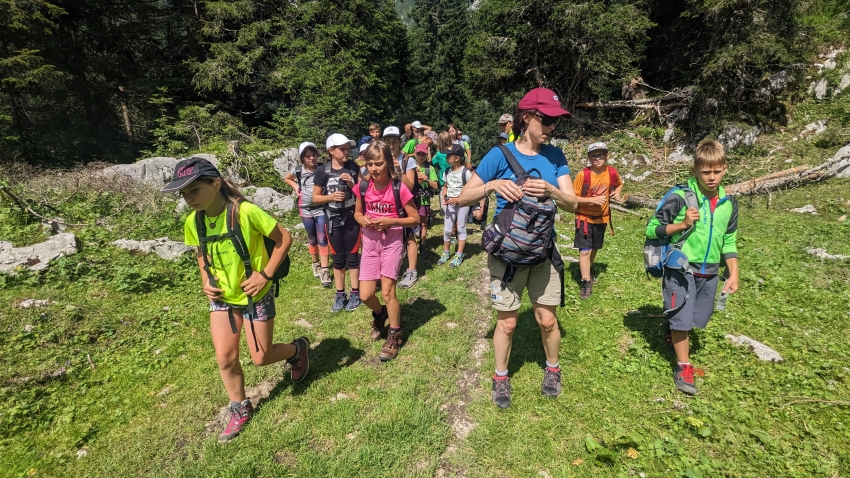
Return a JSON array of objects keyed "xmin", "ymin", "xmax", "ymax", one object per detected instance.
[
  {"xmin": 579, "ymin": 249, "xmax": 592, "ymax": 280},
  {"xmin": 245, "ymin": 319, "xmax": 296, "ymax": 366},
  {"xmin": 210, "ymin": 311, "xmax": 246, "ymax": 402},
  {"xmin": 350, "ymin": 267, "xmax": 359, "ymax": 290},
  {"xmin": 406, "ymin": 235, "xmax": 417, "ymax": 270},
  {"xmin": 671, "ymin": 330, "xmax": 690, "ymax": 363},
  {"xmin": 333, "ymin": 267, "xmax": 345, "ymax": 290},
  {"xmin": 359, "ymin": 280, "xmax": 381, "ymax": 313},
  {"xmin": 382, "ymin": 276, "xmax": 401, "ymax": 328}
]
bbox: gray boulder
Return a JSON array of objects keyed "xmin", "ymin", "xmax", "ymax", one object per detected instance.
[
  {"xmin": 668, "ymin": 143, "xmax": 693, "ymax": 163},
  {"xmin": 0, "ymin": 233, "xmax": 78, "ymax": 273},
  {"xmin": 718, "ymin": 125, "xmax": 761, "ymax": 151},
  {"xmin": 813, "ymin": 79, "xmax": 828, "ymax": 100},
  {"xmin": 828, "ymin": 145, "xmax": 850, "ymax": 179},
  {"xmin": 265, "ymin": 149, "xmax": 299, "ymax": 179},
  {"xmin": 102, "ymin": 157, "xmax": 178, "ymax": 186},
  {"xmin": 246, "ymin": 187, "xmax": 295, "ymax": 214},
  {"xmin": 726, "ymin": 335, "xmax": 783, "ymax": 362},
  {"xmin": 111, "ymin": 237, "xmax": 194, "ymax": 261},
  {"xmin": 837, "ymin": 74, "xmax": 850, "ymax": 95}
]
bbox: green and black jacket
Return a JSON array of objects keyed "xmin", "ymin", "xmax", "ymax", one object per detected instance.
[{"xmin": 645, "ymin": 177, "xmax": 739, "ymax": 275}]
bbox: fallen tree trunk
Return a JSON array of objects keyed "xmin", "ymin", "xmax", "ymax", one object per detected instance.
[
  {"xmin": 619, "ymin": 147, "xmax": 850, "ymax": 209},
  {"xmin": 576, "ymin": 92, "xmax": 691, "ymax": 109}
]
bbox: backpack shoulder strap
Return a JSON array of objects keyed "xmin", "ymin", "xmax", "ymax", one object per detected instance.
[
  {"xmin": 680, "ymin": 186, "xmax": 699, "ymax": 210},
  {"xmin": 359, "ymin": 179, "xmax": 369, "ymax": 198},
  {"xmin": 580, "ymin": 167, "xmax": 591, "ymax": 197},
  {"xmin": 461, "ymin": 167, "xmax": 470, "ymax": 186},
  {"xmin": 392, "ymin": 178, "xmax": 406, "ymax": 218},
  {"xmin": 226, "ymin": 200, "xmax": 253, "ymax": 277},
  {"xmin": 607, "ymin": 166, "xmax": 619, "ymax": 189},
  {"xmin": 295, "ymin": 166, "xmax": 303, "ymax": 192},
  {"xmin": 496, "ymin": 145, "xmax": 527, "ymax": 178}
]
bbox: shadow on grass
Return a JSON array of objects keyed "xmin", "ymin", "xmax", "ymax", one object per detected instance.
[
  {"xmin": 401, "ymin": 297, "xmax": 447, "ymax": 339},
  {"xmin": 484, "ymin": 307, "xmax": 568, "ymax": 376},
  {"xmin": 621, "ymin": 305, "xmax": 702, "ymax": 370},
  {"xmin": 567, "ymin": 261, "xmax": 609, "ymax": 285},
  {"xmin": 287, "ymin": 337, "xmax": 364, "ymax": 397}
]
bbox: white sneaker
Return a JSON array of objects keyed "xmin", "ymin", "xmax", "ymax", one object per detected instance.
[{"xmin": 398, "ymin": 269, "xmax": 418, "ymax": 289}]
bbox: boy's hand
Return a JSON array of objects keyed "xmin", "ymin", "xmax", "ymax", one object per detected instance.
[
  {"xmin": 610, "ymin": 191, "xmax": 622, "ymax": 202},
  {"xmin": 473, "ymin": 210, "xmax": 483, "ymax": 220},
  {"xmin": 683, "ymin": 207, "xmax": 700, "ymax": 227},
  {"xmin": 241, "ymin": 274, "xmax": 268, "ymax": 297},
  {"xmin": 587, "ymin": 195, "xmax": 607, "ymax": 206},
  {"xmin": 446, "ymin": 197, "xmax": 459, "ymax": 206},
  {"xmin": 722, "ymin": 275, "xmax": 739, "ymax": 294},
  {"xmin": 203, "ymin": 281, "xmax": 223, "ymax": 302},
  {"xmin": 339, "ymin": 173, "xmax": 352, "ymax": 184}
]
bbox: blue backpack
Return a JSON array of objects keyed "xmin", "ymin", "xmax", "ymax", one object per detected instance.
[{"xmin": 643, "ymin": 185, "xmax": 699, "ymax": 278}]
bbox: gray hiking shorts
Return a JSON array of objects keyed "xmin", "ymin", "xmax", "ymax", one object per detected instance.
[{"xmin": 663, "ymin": 268, "xmax": 719, "ymax": 331}]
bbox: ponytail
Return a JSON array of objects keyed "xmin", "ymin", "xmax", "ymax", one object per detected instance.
[{"xmin": 513, "ymin": 109, "xmax": 533, "ymax": 139}]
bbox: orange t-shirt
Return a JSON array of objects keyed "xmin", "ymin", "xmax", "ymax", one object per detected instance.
[{"xmin": 573, "ymin": 167, "xmax": 623, "ymax": 224}]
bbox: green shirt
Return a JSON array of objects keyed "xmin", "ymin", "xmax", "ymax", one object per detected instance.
[
  {"xmin": 184, "ymin": 201, "xmax": 279, "ymax": 305},
  {"xmin": 402, "ymin": 138, "xmax": 420, "ymax": 154},
  {"xmin": 430, "ymin": 152, "xmax": 450, "ymax": 187},
  {"xmin": 417, "ymin": 164, "xmax": 439, "ymax": 206}
]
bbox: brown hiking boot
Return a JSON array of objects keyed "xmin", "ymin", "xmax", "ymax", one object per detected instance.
[
  {"xmin": 378, "ymin": 328, "xmax": 402, "ymax": 362},
  {"xmin": 579, "ymin": 279, "xmax": 593, "ymax": 299},
  {"xmin": 370, "ymin": 306, "xmax": 388, "ymax": 340}
]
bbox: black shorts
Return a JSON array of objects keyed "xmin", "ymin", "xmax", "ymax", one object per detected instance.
[
  {"xmin": 327, "ymin": 218, "xmax": 361, "ymax": 270},
  {"xmin": 574, "ymin": 223, "xmax": 607, "ymax": 251}
]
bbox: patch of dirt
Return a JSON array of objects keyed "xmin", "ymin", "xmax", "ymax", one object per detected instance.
[
  {"xmin": 273, "ymin": 449, "xmax": 297, "ymax": 468},
  {"xmin": 435, "ymin": 265, "xmax": 492, "ymax": 477}
]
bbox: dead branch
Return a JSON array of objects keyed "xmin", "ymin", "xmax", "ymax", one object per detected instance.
[
  {"xmin": 0, "ymin": 184, "xmax": 89, "ymax": 227},
  {"xmin": 780, "ymin": 399, "xmax": 850, "ymax": 408},
  {"xmin": 610, "ymin": 203, "xmax": 644, "ymax": 217}
]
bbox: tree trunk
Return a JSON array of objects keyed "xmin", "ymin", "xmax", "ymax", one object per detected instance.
[{"xmin": 118, "ymin": 85, "xmax": 133, "ymax": 141}]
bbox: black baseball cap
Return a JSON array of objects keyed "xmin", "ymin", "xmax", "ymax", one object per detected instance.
[
  {"xmin": 161, "ymin": 156, "xmax": 221, "ymax": 192},
  {"xmin": 441, "ymin": 144, "xmax": 466, "ymax": 158}
]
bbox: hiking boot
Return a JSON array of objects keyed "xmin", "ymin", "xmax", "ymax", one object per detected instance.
[
  {"xmin": 491, "ymin": 375, "xmax": 512, "ymax": 409},
  {"xmin": 370, "ymin": 306, "xmax": 388, "ymax": 340},
  {"xmin": 542, "ymin": 367, "xmax": 562, "ymax": 398},
  {"xmin": 332, "ymin": 293, "xmax": 347, "ymax": 313},
  {"xmin": 449, "ymin": 253, "xmax": 465, "ymax": 267},
  {"xmin": 437, "ymin": 250, "xmax": 452, "ymax": 265},
  {"xmin": 398, "ymin": 269, "xmax": 418, "ymax": 289},
  {"xmin": 218, "ymin": 399, "xmax": 253, "ymax": 442},
  {"xmin": 378, "ymin": 328, "xmax": 402, "ymax": 362},
  {"xmin": 311, "ymin": 262, "xmax": 321, "ymax": 278},
  {"xmin": 345, "ymin": 291, "xmax": 362, "ymax": 311},
  {"xmin": 286, "ymin": 337, "xmax": 310, "ymax": 383},
  {"xmin": 579, "ymin": 279, "xmax": 593, "ymax": 299},
  {"xmin": 673, "ymin": 363, "xmax": 698, "ymax": 395},
  {"xmin": 319, "ymin": 268, "xmax": 331, "ymax": 288}
]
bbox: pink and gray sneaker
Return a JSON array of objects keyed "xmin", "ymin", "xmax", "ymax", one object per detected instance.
[
  {"xmin": 286, "ymin": 337, "xmax": 310, "ymax": 383},
  {"xmin": 218, "ymin": 399, "xmax": 253, "ymax": 442}
]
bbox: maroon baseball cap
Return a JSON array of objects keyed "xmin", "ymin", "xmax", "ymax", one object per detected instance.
[
  {"xmin": 161, "ymin": 156, "xmax": 221, "ymax": 192},
  {"xmin": 518, "ymin": 88, "xmax": 572, "ymax": 119}
]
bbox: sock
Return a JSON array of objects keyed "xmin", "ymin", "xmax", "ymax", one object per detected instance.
[
  {"xmin": 545, "ymin": 361, "xmax": 559, "ymax": 369},
  {"xmin": 495, "ymin": 369, "xmax": 508, "ymax": 378},
  {"xmin": 336, "ymin": 290, "xmax": 345, "ymax": 296},
  {"xmin": 229, "ymin": 400, "xmax": 241, "ymax": 409},
  {"xmin": 388, "ymin": 326, "xmax": 401, "ymax": 334},
  {"xmin": 289, "ymin": 340, "xmax": 300, "ymax": 360},
  {"xmin": 312, "ymin": 260, "xmax": 320, "ymax": 267},
  {"xmin": 372, "ymin": 305, "xmax": 385, "ymax": 318},
  {"xmin": 351, "ymin": 288, "xmax": 359, "ymax": 295},
  {"xmin": 677, "ymin": 361, "xmax": 690, "ymax": 367}
]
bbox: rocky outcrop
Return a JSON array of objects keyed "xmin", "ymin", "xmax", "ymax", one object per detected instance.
[
  {"xmin": 0, "ymin": 233, "xmax": 78, "ymax": 273},
  {"xmin": 726, "ymin": 335, "xmax": 783, "ymax": 362},
  {"xmin": 266, "ymin": 149, "xmax": 299, "ymax": 179},
  {"xmin": 828, "ymin": 145, "xmax": 850, "ymax": 179},
  {"xmin": 718, "ymin": 124, "xmax": 761, "ymax": 151},
  {"xmin": 110, "ymin": 237, "xmax": 194, "ymax": 261},
  {"xmin": 102, "ymin": 154, "xmax": 218, "ymax": 187},
  {"xmin": 246, "ymin": 187, "xmax": 295, "ymax": 214}
]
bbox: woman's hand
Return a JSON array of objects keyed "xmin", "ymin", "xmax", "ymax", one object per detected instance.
[
  {"xmin": 203, "ymin": 280, "xmax": 223, "ymax": 302},
  {"xmin": 521, "ymin": 178, "xmax": 550, "ymax": 199},
  {"xmin": 241, "ymin": 274, "xmax": 269, "ymax": 298},
  {"xmin": 492, "ymin": 179, "xmax": 524, "ymax": 202}
]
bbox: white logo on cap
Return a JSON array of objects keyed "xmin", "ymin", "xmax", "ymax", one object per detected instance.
[{"xmin": 553, "ymin": 95, "xmax": 559, "ymax": 101}]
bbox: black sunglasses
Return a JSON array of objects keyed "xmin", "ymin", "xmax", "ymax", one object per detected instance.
[{"xmin": 532, "ymin": 112, "xmax": 560, "ymax": 127}]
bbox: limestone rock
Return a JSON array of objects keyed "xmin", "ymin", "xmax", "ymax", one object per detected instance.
[
  {"xmin": 726, "ymin": 335, "xmax": 783, "ymax": 362},
  {"xmin": 806, "ymin": 248, "xmax": 849, "ymax": 261},
  {"xmin": 102, "ymin": 157, "xmax": 178, "ymax": 186},
  {"xmin": 801, "ymin": 120, "xmax": 827, "ymax": 137},
  {"xmin": 837, "ymin": 74, "xmax": 850, "ymax": 95},
  {"xmin": 111, "ymin": 237, "xmax": 193, "ymax": 261},
  {"xmin": 265, "ymin": 149, "xmax": 300, "ymax": 179},
  {"xmin": 18, "ymin": 299, "xmax": 55, "ymax": 309},
  {"xmin": 827, "ymin": 145, "xmax": 850, "ymax": 179},
  {"xmin": 767, "ymin": 70, "xmax": 791, "ymax": 93},
  {"xmin": 0, "ymin": 233, "xmax": 78, "ymax": 273},
  {"xmin": 790, "ymin": 204, "xmax": 817, "ymax": 214},
  {"xmin": 668, "ymin": 143, "xmax": 693, "ymax": 163},
  {"xmin": 813, "ymin": 79, "xmax": 828, "ymax": 100},
  {"xmin": 718, "ymin": 125, "xmax": 761, "ymax": 151},
  {"xmin": 246, "ymin": 187, "xmax": 295, "ymax": 214}
]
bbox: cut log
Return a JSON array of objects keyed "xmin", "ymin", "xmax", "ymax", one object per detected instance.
[
  {"xmin": 621, "ymin": 193, "xmax": 658, "ymax": 209},
  {"xmin": 725, "ymin": 155, "xmax": 844, "ymax": 196}
]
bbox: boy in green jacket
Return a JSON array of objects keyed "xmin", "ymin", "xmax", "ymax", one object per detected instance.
[{"xmin": 645, "ymin": 138, "xmax": 740, "ymax": 395}]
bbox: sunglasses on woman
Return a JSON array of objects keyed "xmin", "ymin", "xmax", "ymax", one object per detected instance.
[{"xmin": 532, "ymin": 112, "xmax": 560, "ymax": 127}]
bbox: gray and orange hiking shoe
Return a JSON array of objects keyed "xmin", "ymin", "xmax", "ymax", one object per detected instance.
[
  {"xmin": 579, "ymin": 279, "xmax": 593, "ymax": 300},
  {"xmin": 311, "ymin": 261, "xmax": 321, "ymax": 278},
  {"xmin": 319, "ymin": 268, "xmax": 332, "ymax": 288},
  {"xmin": 370, "ymin": 306, "xmax": 388, "ymax": 340},
  {"xmin": 286, "ymin": 337, "xmax": 310, "ymax": 383},
  {"xmin": 492, "ymin": 375, "xmax": 512, "ymax": 409},
  {"xmin": 673, "ymin": 363, "xmax": 699, "ymax": 395},
  {"xmin": 218, "ymin": 399, "xmax": 253, "ymax": 442},
  {"xmin": 378, "ymin": 328, "xmax": 402, "ymax": 362},
  {"xmin": 542, "ymin": 367, "xmax": 562, "ymax": 398}
]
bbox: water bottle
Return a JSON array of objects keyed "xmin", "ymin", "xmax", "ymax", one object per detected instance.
[
  {"xmin": 337, "ymin": 180, "xmax": 348, "ymax": 209},
  {"xmin": 716, "ymin": 292, "xmax": 729, "ymax": 311}
]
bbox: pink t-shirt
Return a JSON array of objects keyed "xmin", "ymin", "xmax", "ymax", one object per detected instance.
[{"xmin": 354, "ymin": 180, "xmax": 414, "ymax": 228}]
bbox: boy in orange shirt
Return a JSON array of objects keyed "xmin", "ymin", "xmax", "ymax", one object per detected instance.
[{"xmin": 574, "ymin": 142, "xmax": 623, "ymax": 299}]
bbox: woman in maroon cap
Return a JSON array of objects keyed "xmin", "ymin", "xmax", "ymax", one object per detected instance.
[{"xmin": 458, "ymin": 87, "xmax": 578, "ymax": 409}]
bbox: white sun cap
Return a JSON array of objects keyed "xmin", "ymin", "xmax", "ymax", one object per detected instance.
[
  {"xmin": 359, "ymin": 143, "xmax": 369, "ymax": 153},
  {"xmin": 326, "ymin": 133, "xmax": 355, "ymax": 150},
  {"xmin": 383, "ymin": 126, "xmax": 400, "ymax": 137},
  {"xmin": 298, "ymin": 141, "xmax": 317, "ymax": 156}
]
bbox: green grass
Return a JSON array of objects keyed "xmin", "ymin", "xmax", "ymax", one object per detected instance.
[{"xmin": 2, "ymin": 179, "xmax": 850, "ymax": 477}]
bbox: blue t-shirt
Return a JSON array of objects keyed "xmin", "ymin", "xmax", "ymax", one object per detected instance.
[{"xmin": 475, "ymin": 142, "xmax": 571, "ymax": 216}]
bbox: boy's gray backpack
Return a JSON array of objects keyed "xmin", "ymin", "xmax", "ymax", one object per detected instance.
[{"xmin": 643, "ymin": 185, "xmax": 699, "ymax": 278}]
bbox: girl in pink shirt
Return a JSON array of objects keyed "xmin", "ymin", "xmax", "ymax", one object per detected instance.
[{"xmin": 354, "ymin": 141, "xmax": 420, "ymax": 361}]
